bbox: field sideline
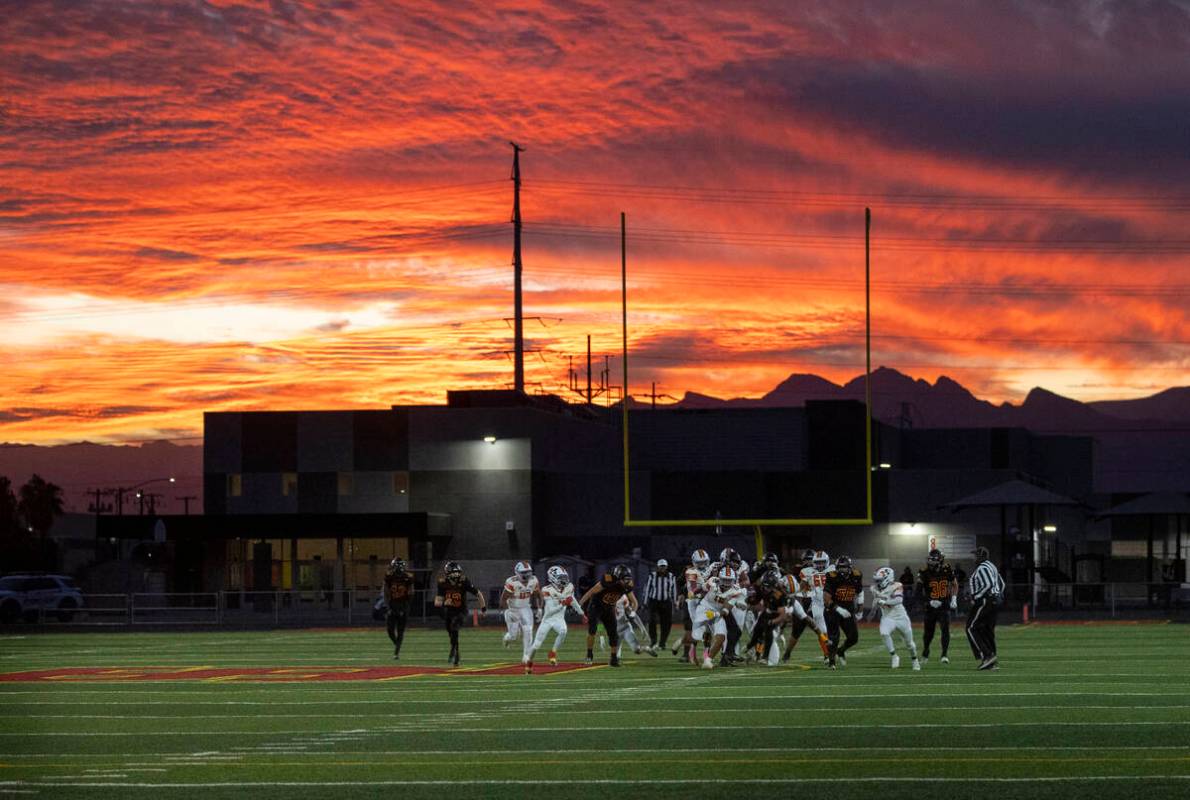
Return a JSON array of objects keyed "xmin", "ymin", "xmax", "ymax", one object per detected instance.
[{"xmin": 1, "ymin": 623, "xmax": 1188, "ymax": 799}]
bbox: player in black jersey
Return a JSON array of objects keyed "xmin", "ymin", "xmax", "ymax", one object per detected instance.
[
  {"xmin": 577, "ymin": 564, "xmax": 637, "ymax": 667},
  {"xmin": 383, "ymin": 558, "xmax": 415, "ymax": 659},
  {"xmin": 745, "ymin": 569, "xmax": 792, "ymax": 665},
  {"xmin": 434, "ymin": 561, "xmax": 486, "ymax": 666},
  {"xmin": 823, "ymin": 555, "xmax": 865, "ymax": 669},
  {"xmin": 916, "ymin": 548, "xmax": 958, "ymax": 663}
]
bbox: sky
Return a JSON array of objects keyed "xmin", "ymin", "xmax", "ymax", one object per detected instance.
[{"xmin": 2, "ymin": 0, "xmax": 1188, "ymax": 445}]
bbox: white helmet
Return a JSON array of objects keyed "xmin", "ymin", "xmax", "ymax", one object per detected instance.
[
  {"xmin": 691, "ymin": 549, "xmax": 710, "ymax": 568},
  {"xmin": 874, "ymin": 566, "xmax": 895, "ymax": 590},
  {"xmin": 546, "ymin": 565, "xmax": 568, "ymax": 588},
  {"xmin": 812, "ymin": 550, "xmax": 830, "ymax": 570},
  {"xmin": 717, "ymin": 566, "xmax": 737, "ymax": 589},
  {"xmin": 514, "ymin": 561, "xmax": 533, "ymax": 582}
]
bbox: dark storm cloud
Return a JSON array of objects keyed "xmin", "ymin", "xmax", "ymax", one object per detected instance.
[{"xmin": 707, "ymin": 55, "xmax": 1190, "ymax": 180}]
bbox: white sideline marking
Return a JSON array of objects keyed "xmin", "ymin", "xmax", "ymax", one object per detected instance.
[
  {"xmin": 3, "ymin": 745, "xmax": 1188, "ymax": 759},
  {"xmin": 5, "ymin": 690, "xmax": 1187, "ymax": 706},
  {"xmin": 13, "ymin": 703, "xmax": 1187, "ymax": 720},
  {"xmin": 2, "ymin": 777, "xmax": 1188, "ymax": 788},
  {"xmin": 12, "ymin": 720, "xmax": 1187, "ymax": 737}
]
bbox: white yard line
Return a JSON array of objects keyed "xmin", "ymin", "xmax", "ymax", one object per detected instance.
[{"xmin": 2, "ymin": 777, "xmax": 1189, "ymax": 788}]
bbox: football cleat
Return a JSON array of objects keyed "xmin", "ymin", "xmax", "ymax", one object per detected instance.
[
  {"xmin": 548, "ymin": 651, "xmax": 557, "ymax": 665},
  {"xmin": 941, "ymin": 655, "xmax": 950, "ymax": 665},
  {"xmin": 646, "ymin": 645, "xmax": 659, "ymax": 657},
  {"xmin": 890, "ymin": 654, "xmax": 900, "ymax": 669},
  {"xmin": 609, "ymin": 654, "xmax": 621, "ymax": 668},
  {"xmin": 837, "ymin": 652, "xmax": 847, "ymax": 667},
  {"xmin": 912, "ymin": 658, "xmax": 922, "ymax": 671},
  {"xmin": 583, "ymin": 656, "xmax": 593, "ymax": 666},
  {"xmin": 524, "ymin": 662, "xmax": 532, "ymax": 674},
  {"xmin": 701, "ymin": 657, "xmax": 714, "ymax": 670}
]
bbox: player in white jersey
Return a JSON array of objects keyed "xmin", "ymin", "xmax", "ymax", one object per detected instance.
[
  {"xmin": 805, "ymin": 549, "xmax": 835, "ymax": 664},
  {"xmin": 611, "ymin": 594, "xmax": 658, "ymax": 658},
  {"xmin": 674, "ymin": 548, "xmax": 712, "ymax": 661},
  {"xmin": 525, "ymin": 566, "xmax": 585, "ymax": 673},
  {"xmin": 500, "ymin": 561, "xmax": 540, "ymax": 663},
  {"xmin": 870, "ymin": 566, "xmax": 921, "ymax": 670},
  {"xmin": 691, "ymin": 566, "xmax": 749, "ymax": 669}
]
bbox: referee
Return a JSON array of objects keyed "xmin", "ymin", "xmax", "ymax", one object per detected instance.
[
  {"xmin": 643, "ymin": 559, "xmax": 678, "ymax": 649},
  {"xmin": 966, "ymin": 546, "xmax": 1006, "ymax": 670}
]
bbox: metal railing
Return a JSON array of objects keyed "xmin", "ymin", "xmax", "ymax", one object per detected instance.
[{"xmin": 7, "ymin": 582, "xmax": 1187, "ymax": 627}]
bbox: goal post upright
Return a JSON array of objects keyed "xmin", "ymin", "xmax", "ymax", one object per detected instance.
[{"xmin": 620, "ymin": 208, "xmax": 873, "ymax": 528}]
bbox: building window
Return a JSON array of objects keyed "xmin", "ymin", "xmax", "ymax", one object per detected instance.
[
  {"xmin": 337, "ymin": 472, "xmax": 354, "ymax": 496},
  {"xmin": 227, "ymin": 474, "xmax": 242, "ymax": 497},
  {"xmin": 393, "ymin": 471, "xmax": 409, "ymax": 495},
  {"xmin": 282, "ymin": 473, "xmax": 298, "ymax": 497}
]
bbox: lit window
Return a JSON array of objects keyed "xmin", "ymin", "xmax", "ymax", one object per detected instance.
[
  {"xmin": 282, "ymin": 473, "xmax": 298, "ymax": 497},
  {"xmin": 393, "ymin": 472, "xmax": 409, "ymax": 495},
  {"xmin": 337, "ymin": 473, "xmax": 354, "ymax": 496},
  {"xmin": 227, "ymin": 474, "xmax": 242, "ymax": 497}
]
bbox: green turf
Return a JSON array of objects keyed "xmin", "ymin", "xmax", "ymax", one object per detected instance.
[{"xmin": 1, "ymin": 623, "xmax": 1188, "ymax": 799}]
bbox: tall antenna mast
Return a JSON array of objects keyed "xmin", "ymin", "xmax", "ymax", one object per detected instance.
[{"xmin": 510, "ymin": 142, "xmax": 526, "ymax": 394}]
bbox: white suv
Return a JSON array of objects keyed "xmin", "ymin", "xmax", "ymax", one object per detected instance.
[{"xmin": 0, "ymin": 575, "xmax": 86, "ymax": 623}]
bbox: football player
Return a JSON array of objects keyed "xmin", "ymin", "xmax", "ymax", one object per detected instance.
[
  {"xmin": 745, "ymin": 568, "xmax": 796, "ymax": 666},
  {"xmin": 709, "ymin": 548, "xmax": 749, "ymax": 661},
  {"xmin": 916, "ymin": 548, "xmax": 959, "ymax": 664},
  {"xmin": 870, "ymin": 566, "xmax": 921, "ymax": 670},
  {"xmin": 383, "ymin": 558, "xmax": 415, "ymax": 659},
  {"xmin": 800, "ymin": 549, "xmax": 835, "ymax": 663},
  {"xmin": 783, "ymin": 548, "xmax": 828, "ymax": 662},
  {"xmin": 690, "ymin": 565, "xmax": 749, "ymax": 669},
  {"xmin": 434, "ymin": 561, "xmax": 486, "ymax": 666},
  {"xmin": 673, "ymin": 548, "xmax": 712, "ymax": 662},
  {"xmin": 613, "ymin": 593, "xmax": 659, "ymax": 659},
  {"xmin": 525, "ymin": 566, "xmax": 585, "ymax": 673},
  {"xmin": 577, "ymin": 564, "xmax": 638, "ymax": 667},
  {"xmin": 823, "ymin": 555, "xmax": 864, "ymax": 669},
  {"xmin": 500, "ymin": 561, "xmax": 540, "ymax": 663}
]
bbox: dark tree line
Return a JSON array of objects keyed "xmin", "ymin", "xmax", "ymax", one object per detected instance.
[{"xmin": 0, "ymin": 474, "xmax": 65, "ymax": 572}]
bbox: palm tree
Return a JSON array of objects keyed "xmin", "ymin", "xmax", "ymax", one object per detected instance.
[{"xmin": 17, "ymin": 474, "xmax": 65, "ymax": 536}]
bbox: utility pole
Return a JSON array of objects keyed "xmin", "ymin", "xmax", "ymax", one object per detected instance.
[
  {"xmin": 510, "ymin": 141, "xmax": 525, "ymax": 394},
  {"xmin": 586, "ymin": 334, "xmax": 593, "ymax": 405},
  {"xmin": 177, "ymin": 496, "xmax": 198, "ymax": 515}
]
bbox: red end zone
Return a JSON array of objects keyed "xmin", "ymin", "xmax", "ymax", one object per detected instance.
[{"xmin": 0, "ymin": 663, "xmax": 600, "ymax": 682}]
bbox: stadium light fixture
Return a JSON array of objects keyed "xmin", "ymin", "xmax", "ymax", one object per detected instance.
[
  {"xmin": 879, "ymin": 463, "xmax": 892, "ymax": 469},
  {"xmin": 483, "ymin": 435, "xmax": 497, "ymax": 444},
  {"xmin": 1043, "ymin": 524, "xmax": 1057, "ymax": 533}
]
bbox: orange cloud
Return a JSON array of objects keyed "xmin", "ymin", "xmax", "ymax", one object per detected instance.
[{"xmin": 1, "ymin": 1, "xmax": 1187, "ymax": 443}]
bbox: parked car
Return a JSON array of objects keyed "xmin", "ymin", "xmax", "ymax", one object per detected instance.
[{"xmin": 0, "ymin": 574, "xmax": 85, "ymax": 623}]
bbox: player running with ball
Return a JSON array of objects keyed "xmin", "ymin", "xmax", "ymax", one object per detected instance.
[
  {"xmin": 690, "ymin": 565, "xmax": 749, "ymax": 669},
  {"xmin": 525, "ymin": 566, "xmax": 585, "ymax": 673},
  {"xmin": 870, "ymin": 566, "xmax": 922, "ymax": 670}
]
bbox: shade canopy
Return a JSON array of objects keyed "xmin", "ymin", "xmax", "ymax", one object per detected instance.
[
  {"xmin": 941, "ymin": 479, "xmax": 1082, "ymax": 512},
  {"xmin": 1097, "ymin": 492, "xmax": 1190, "ymax": 519}
]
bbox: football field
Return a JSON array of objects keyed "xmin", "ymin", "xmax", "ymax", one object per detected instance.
[{"xmin": 1, "ymin": 623, "xmax": 1188, "ymax": 799}]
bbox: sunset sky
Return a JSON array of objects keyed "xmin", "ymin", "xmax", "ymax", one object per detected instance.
[{"xmin": 2, "ymin": 0, "xmax": 1188, "ymax": 445}]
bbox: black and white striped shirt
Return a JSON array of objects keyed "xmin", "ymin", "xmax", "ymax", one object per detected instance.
[
  {"xmin": 644, "ymin": 571, "xmax": 677, "ymax": 602},
  {"xmin": 970, "ymin": 560, "xmax": 1005, "ymax": 601}
]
